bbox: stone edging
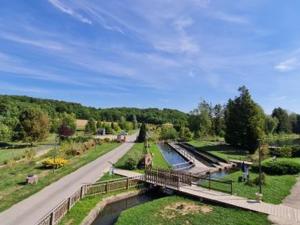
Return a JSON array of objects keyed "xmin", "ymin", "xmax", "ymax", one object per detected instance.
[{"xmin": 80, "ymin": 188, "xmax": 148, "ymax": 225}]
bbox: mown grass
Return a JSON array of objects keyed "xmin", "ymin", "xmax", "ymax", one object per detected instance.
[
  {"xmin": 0, "ymin": 142, "xmax": 120, "ymax": 212},
  {"xmin": 116, "ymin": 195, "xmax": 271, "ymax": 225},
  {"xmin": 59, "ymin": 187, "xmax": 139, "ymax": 225},
  {"xmin": 149, "ymin": 143, "xmax": 170, "ymax": 169},
  {"xmin": 189, "ymin": 140, "xmax": 249, "ymax": 161},
  {"xmin": 115, "ymin": 143, "xmax": 169, "ymax": 171},
  {"xmin": 214, "ymin": 171, "xmax": 297, "ymax": 204}
]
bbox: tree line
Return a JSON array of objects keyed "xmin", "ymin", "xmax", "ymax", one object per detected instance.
[{"xmin": 1, "ymin": 88, "xmax": 300, "ymax": 152}]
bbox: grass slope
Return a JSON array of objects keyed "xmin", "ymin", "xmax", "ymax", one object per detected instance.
[
  {"xmin": 116, "ymin": 196, "xmax": 270, "ymax": 225},
  {"xmin": 217, "ymin": 171, "xmax": 297, "ymax": 204},
  {"xmin": 189, "ymin": 140, "xmax": 249, "ymax": 161},
  {"xmin": 0, "ymin": 142, "xmax": 119, "ymax": 212},
  {"xmin": 115, "ymin": 143, "xmax": 169, "ymax": 170}
]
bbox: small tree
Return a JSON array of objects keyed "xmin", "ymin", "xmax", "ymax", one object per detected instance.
[
  {"xmin": 0, "ymin": 122, "xmax": 12, "ymax": 142},
  {"xmin": 137, "ymin": 123, "xmax": 147, "ymax": 142},
  {"xmin": 58, "ymin": 113, "xmax": 76, "ymax": 139},
  {"xmin": 18, "ymin": 108, "xmax": 49, "ymax": 144},
  {"xmin": 225, "ymin": 86, "xmax": 265, "ymax": 153},
  {"xmin": 85, "ymin": 118, "xmax": 97, "ymax": 134},
  {"xmin": 179, "ymin": 127, "xmax": 193, "ymax": 141},
  {"xmin": 160, "ymin": 123, "xmax": 178, "ymax": 140}
]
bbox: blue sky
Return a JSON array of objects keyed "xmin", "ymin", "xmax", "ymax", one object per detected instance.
[{"xmin": 0, "ymin": 0, "xmax": 300, "ymax": 113}]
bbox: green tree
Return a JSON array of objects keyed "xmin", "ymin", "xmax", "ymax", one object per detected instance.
[
  {"xmin": 289, "ymin": 113, "xmax": 300, "ymax": 134},
  {"xmin": 137, "ymin": 123, "xmax": 147, "ymax": 142},
  {"xmin": 179, "ymin": 127, "xmax": 193, "ymax": 141},
  {"xmin": 0, "ymin": 122, "xmax": 12, "ymax": 142},
  {"xmin": 58, "ymin": 113, "xmax": 76, "ymax": 138},
  {"xmin": 225, "ymin": 86, "xmax": 265, "ymax": 153},
  {"xmin": 160, "ymin": 123, "xmax": 178, "ymax": 140},
  {"xmin": 265, "ymin": 115, "xmax": 279, "ymax": 135},
  {"xmin": 85, "ymin": 118, "xmax": 97, "ymax": 134},
  {"xmin": 132, "ymin": 114, "xmax": 138, "ymax": 129},
  {"xmin": 212, "ymin": 104, "xmax": 225, "ymax": 136},
  {"xmin": 272, "ymin": 107, "xmax": 291, "ymax": 133},
  {"xmin": 18, "ymin": 108, "xmax": 49, "ymax": 144}
]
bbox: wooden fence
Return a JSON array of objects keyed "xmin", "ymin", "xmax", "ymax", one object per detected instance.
[
  {"xmin": 145, "ymin": 168, "xmax": 233, "ymax": 194},
  {"xmin": 36, "ymin": 176, "xmax": 145, "ymax": 225}
]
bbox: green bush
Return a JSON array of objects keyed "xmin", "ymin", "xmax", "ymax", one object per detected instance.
[
  {"xmin": 292, "ymin": 145, "xmax": 300, "ymax": 157},
  {"xmin": 261, "ymin": 159, "xmax": 300, "ymax": 175},
  {"xmin": 270, "ymin": 146, "xmax": 292, "ymax": 157},
  {"xmin": 123, "ymin": 158, "xmax": 137, "ymax": 170}
]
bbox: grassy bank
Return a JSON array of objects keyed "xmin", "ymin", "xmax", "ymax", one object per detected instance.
[
  {"xmin": 116, "ymin": 196, "xmax": 270, "ymax": 225},
  {"xmin": 189, "ymin": 140, "xmax": 249, "ymax": 161},
  {"xmin": 216, "ymin": 171, "xmax": 297, "ymax": 204},
  {"xmin": 115, "ymin": 143, "xmax": 169, "ymax": 171},
  {"xmin": 0, "ymin": 142, "xmax": 119, "ymax": 212}
]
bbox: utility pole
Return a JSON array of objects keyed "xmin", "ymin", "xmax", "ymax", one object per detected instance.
[{"xmin": 258, "ymin": 138, "xmax": 262, "ymax": 194}]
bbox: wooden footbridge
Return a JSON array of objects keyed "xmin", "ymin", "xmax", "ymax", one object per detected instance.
[{"xmin": 115, "ymin": 168, "xmax": 300, "ymax": 225}]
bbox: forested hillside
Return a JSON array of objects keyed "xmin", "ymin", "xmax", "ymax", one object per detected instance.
[{"xmin": 0, "ymin": 95, "xmax": 188, "ymax": 125}]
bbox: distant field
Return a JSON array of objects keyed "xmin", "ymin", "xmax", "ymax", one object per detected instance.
[{"xmin": 76, "ymin": 119, "xmax": 88, "ymax": 130}]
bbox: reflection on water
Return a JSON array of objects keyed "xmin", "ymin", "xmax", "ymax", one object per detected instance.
[
  {"xmin": 157, "ymin": 143, "xmax": 188, "ymax": 167},
  {"xmin": 92, "ymin": 192, "xmax": 162, "ymax": 225}
]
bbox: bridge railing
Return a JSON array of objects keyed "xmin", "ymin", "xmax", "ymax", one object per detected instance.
[
  {"xmin": 145, "ymin": 168, "xmax": 233, "ymax": 195},
  {"xmin": 36, "ymin": 176, "xmax": 145, "ymax": 225}
]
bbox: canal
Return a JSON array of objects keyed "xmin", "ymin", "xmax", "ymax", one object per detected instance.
[
  {"xmin": 91, "ymin": 191, "xmax": 163, "ymax": 225},
  {"xmin": 157, "ymin": 143, "xmax": 189, "ymax": 169}
]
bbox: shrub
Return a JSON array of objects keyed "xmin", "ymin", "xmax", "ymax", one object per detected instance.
[
  {"xmin": 292, "ymin": 145, "xmax": 300, "ymax": 157},
  {"xmin": 123, "ymin": 158, "xmax": 137, "ymax": 170},
  {"xmin": 253, "ymin": 172, "xmax": 267, "ymax": 185},
  {"xmin": 24, "ymin": 148, "xmax": 37, "ymax": 161},
  {"xmin": 42, "ymin": 157, "xmax": 68, "ymax": 169},
  {"xmin": 270, "ymin": 146, "xmax": 292, "ymax": 158},
  {"xmin": 261, "ymin": 159, "xmax": 300, "ymax": 175}
]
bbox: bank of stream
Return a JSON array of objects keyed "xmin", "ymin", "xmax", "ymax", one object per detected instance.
[{"xmin": 91, "ymin": 191, "xmax": 164, "ymax": 225}]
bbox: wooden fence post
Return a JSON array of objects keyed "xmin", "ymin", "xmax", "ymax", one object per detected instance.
[
  {"xmin": 106, "ymin": 182, "xmax": 109, "ymax": 193},
  {"xmin": 67, "ymin": 197, "xmax": 71, "ymax": 211},
  {"xmin": 126, "ymin": 178, "xmax": 129, "ymax": 189},
  {"xmin": 50, "ymin": 211, "xmax": 55, "ymax": 225},
  {"xmin": 80, "ymin": 186, "xmax": 85, "ymax": 199}
]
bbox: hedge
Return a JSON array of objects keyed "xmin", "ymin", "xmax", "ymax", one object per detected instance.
[{"xmin": 261, "ymin": 158, "xmax": 300, "ymax": 175}]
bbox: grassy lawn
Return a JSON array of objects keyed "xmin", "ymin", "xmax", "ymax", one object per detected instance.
[
  {"xmin": 116, "ymin": 196, "xmax": 270, "ymax": 225},
  {"xmin": 148, "ymin": 143, "xmax": 170, "ymax": 169},
  {"xmin": 0, "ymin": 147, "xmax": 28, "ymax": 165},
  {"xmin": 189, "ymin": 140, "xmax": 249, "ymax": 161},
  {"xmin": 0, "ymin": 134, "xmax": 57, "ymax": 165},
  {"xmin": 59, "ymin": 179, "xmax": 138, "ymax": 225},
  {"xmin": 215, "ymin": 171, "xmax": 297, "ymax": 204},
  {"xmin": 97, "ymin": 172, "xmax": 124, "ymax": 182},
  {"xmin": 0, "ymin": 142, "xmax": 120, "ymax": 212},
  {"xmin": 115, "ymin": 143, "xmax": 169, "ymax": 171},
  {"xmin": 115, "ymin": 143, "xmax": 146, "ymax": 169}
]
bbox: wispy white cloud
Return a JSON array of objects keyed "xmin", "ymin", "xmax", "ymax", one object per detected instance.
[
  {"xmin": 275, "ymin": 58, "xmax": 300, "ymax": 72},
  {"xmin": 48, "ymin": 0, "xmax": 92, "ymax": 24},
  {"xmin": 210, "ymin": 12, "xmax": 249, "ymax": 24},
  {"xmin": 0, "ymin": 32, "xmax": 64, "ymax": 51}
]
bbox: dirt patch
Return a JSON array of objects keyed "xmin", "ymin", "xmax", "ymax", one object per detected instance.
[{"xmin": 160, "ymin": 201, "xmax": 213, "ymax": 219}]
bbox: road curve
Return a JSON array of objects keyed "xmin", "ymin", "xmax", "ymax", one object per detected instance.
[{"xmin": 0, "ymin": 134, "xmax": 137, "ymax": 225}]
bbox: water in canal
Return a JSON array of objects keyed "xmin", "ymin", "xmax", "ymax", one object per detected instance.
[
  {"xmin": 91, "ymin": 192, "xmax": 163, "ymax": 225},
  {"xmin": 157, "ymin": 143, "xmax": 188, "ymax": 168}
]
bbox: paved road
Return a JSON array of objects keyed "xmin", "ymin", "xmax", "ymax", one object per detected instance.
[{"xmin": 0, "ymin": 134, "xmax": 137, "ymax": 225}]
